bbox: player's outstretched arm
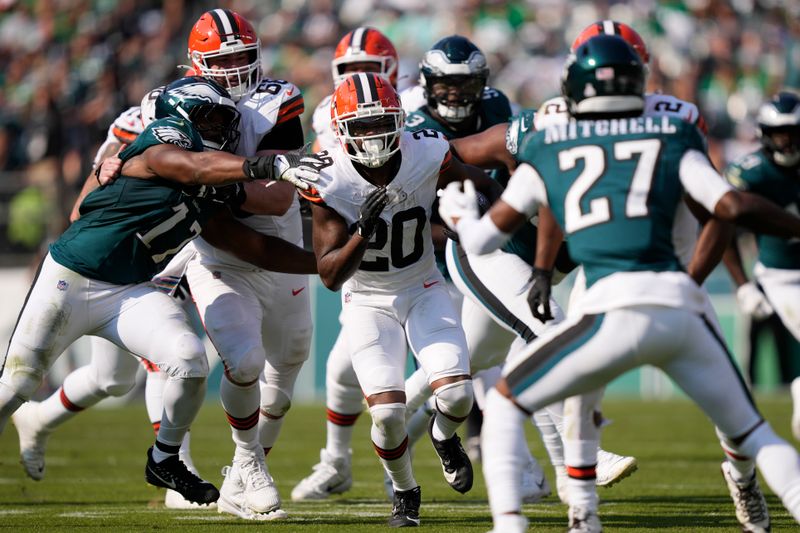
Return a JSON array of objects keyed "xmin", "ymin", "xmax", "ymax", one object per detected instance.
[
  {"xmin": 449, "ymin": 123, "xmax": 516, "ymax": 172},
  {"xmin": 202, "ymin": 209, "xmax": 317, "ymax": 274},
  {"xmin": 682, "ymin": 195, "xmax": 735, "ymax": 285},
  {"xmin": 721, "ymin": 231, "xmax": 774, "ymax": 319},
  {"xmin": 240, "ymin": 181, "xmax": 295, "ymax": 216}
]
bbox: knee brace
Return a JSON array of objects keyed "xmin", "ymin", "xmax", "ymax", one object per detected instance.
[
  {"xmin": 369, "ymin": 402, "xmax": 407, "ymax": 449},
  {"xmin": 434, "ymin": 379, "xmax": 474, "ymax": 421},
  {"xmin": 160, "ymin": 331, "xmax": 208, "ymax": 379},
  {"xmin": 260, "ymin": 384, "xmax": 292, "ymax": 419}
]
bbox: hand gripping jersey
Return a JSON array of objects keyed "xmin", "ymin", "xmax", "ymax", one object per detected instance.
[
  {"xmin": 507, "ymin": 93, "xmax": 706, "ymax": 267},
  {"xmin": 511, "ymin": 116, "xmax": 728, "ymax": 314},
  {"xmin": 190, "ymin": 77, "xmax": 306, "ymax": 268},
  {"xmin": 92, "ymin": 106, "xmax": 145, "ymax": 168},
  {"xmin": 725, "ymin": 150, "xmax": 800, "ymax": 269},
  {"xmin": 313, "ymin": 131, "xmax": 451, "ymax": 292},
  {"xmin": 50, "ymin": 118, "xmax": 225, "ymax": 285},
  {"xmin": 312, "ymin": 88, "xmax": 427, "ymax": 153}
]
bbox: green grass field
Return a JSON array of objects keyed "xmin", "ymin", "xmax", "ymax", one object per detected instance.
[{"xmin": 0, "ymin": 396, "xmax": 796, "ymax": 532}]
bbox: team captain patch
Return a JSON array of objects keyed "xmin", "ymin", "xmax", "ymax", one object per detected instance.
[{"xmin": 152, "ymin": 126, "xmax": 193, "ymax": 149}]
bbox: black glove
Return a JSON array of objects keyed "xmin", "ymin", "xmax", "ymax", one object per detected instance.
[
  {"xmin": 242, "ymin": 155, "xmax": 277, "ymax": 180},
  {"xmin": 358, "ymin": 186, "xmax": 389, "ymax": 238},
  {"xmin": 527, "ymin": 267, "xmax": 554, "ymax": 323}
]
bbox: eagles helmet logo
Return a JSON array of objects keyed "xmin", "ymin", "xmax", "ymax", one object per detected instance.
[{"xmin": 152, "ymin": 126, "xmax": 193, "ymax": 149}]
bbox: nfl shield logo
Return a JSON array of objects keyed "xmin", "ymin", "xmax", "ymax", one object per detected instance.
[
  {"xmin": 344, "ymin": 292, "xmax": 352, "ymax": 303},
  {"xmin": 56, "ymin": 280, "xmax": 68, "ymax": 291}
]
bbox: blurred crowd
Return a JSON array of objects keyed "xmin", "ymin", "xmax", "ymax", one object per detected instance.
[{"xmin": 0, "ymin": 0, "xmax": 798, "ymax": 258}]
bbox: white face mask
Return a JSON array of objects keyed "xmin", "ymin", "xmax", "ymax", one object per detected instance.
[{"xmin": 361, "ymin": 138, "xmax": 388, "ymax": 167}]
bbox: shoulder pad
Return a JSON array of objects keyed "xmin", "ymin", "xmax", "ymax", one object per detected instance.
[
  {"xmin": 534, "ymin": 97, "xmax": 568, "ymax": 130},
  {"xmin": 245, "ymin": 78, "xmax": 305, "ymax": 124},
  {"xmin": 111, "ymin": 106, "xmax": 144, "ymax": 143},
  {"xmin": 400, "ymin": 85, "xmax": 426, "ymax": 114}
]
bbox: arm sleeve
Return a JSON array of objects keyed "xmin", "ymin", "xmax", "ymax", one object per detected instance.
[
  {"xmin": 456, "ymin": 214, "xmax": 511, "ymax": 255},
  {"xmin": 501, "ymin": 163, "xmax": 548, "ymax": 216},
  {"xmin": 679, "ymin": 149, "xmax": 734, "ymax": 213},
  {"xmin": 256, "ymin": 116, "xmax": 305, "ymax": 152}
]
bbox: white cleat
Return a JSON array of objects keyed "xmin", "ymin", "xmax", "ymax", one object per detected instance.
[
  {"xmin": 291, "ymin": 449, "xmax": 353, "ymax": 501},
  {"xmin": 596, "ymin": 449, "xmax": 637, "ymax": 487},
  {"xmin": 487, "ymin": 513, "xmax": 528, "ymax": 533},
  {"xmin": 555, "ymin": 465, "xmax": 570, "ymax": 504},
  {"xmin": 721, "ymin": 462, "xmax": 770, "ymax": 533},
  {"xmin": 218, "ymin": 464, "xmax": 287, "ymax": 521},
  {"xmin": 568, "ymin": 506, "xmax": 602, "ymax": 532},
  {"xmin": 521, "ymin": 456, "xmax": 551, "ymax": 503},
  {"xmin": 791, "ymin": 377, "xmax": 800, "ymax": 441},
  {"xmin": 12, "ymin": 402, "xmax": 50, "ymax": 481}
]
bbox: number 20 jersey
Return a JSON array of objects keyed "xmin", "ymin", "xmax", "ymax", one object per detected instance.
[{"xmin": 314, "ymin": 131, "xmax": 450, "ymax": 293}]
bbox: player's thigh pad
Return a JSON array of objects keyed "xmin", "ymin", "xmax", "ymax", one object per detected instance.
[
  {"xmin": 756, "ymin": 263, "xmax": 800, "ymax": 342},
  {"xmin": 187, "ymin": 263, "xmax": 265, "ymax": 382},
  {"xmin": 660, "ymin": 309, "xmax": 762, "ymax": 438},
  {"xmin": 104, "ymin": 285, "xmax": 207, "ymax": 379},
  {"xmin": 447, "ymin": 241, "xmax": 564, "ymax": 344},
  {"xmin": 2, "ymin": 255, "xmax": 93, "ymax": 396},
  {"xmin": 326, "ymin": 330, "xmax": 363, "ymax": 413},
  {"xmin": 257, "ymin": 271, "xmax": 313, "ymax": 369},
  {"xmin": 87, "ymin": 336, "xmax": 140, "ymax": 396},
  {"xmin": 505, "ymin": 310, "xmax": 646, "ymax": 414},
  {"xmin": 406, "ymin": 284, "xmax": 470, "ymax": 382},
  {"xmin": 344, "ymin": 294, "xmax": 407, "ymax": 397}
]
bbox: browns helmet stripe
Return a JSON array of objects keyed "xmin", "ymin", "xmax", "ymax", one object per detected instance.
[
  {"xmin": 350, "ymin": 27, "xmax": 367, "ymax": 53},
  {"xmin": 209, "ymin": 8, "xmax": 236, "ymax": 42},
  {"xmin": 354, "ymin": 72, "xmax": 367, "ymax": 103},
  {"xmin": 365, "ymin": 72, "xmax": 379, "ymax": 101},
  {"xmin": 602, "ymin": 20, "xmax": 616, "ymax": 35}
]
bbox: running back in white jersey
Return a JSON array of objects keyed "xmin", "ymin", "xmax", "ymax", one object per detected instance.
[
  {"xmin": 191, "ymin": 77, "xmax": 306, "ymax": 268},
  {"xmin": 314, "ymin": 130, "xmax": 450, "ymax": 292},
  {"xmin": 312, "ymin": 86, "xmax": 428, "ymax": 153},
  {"xmin": 533, "ymin": 93, "xmax": 706, "ymax": 267}
]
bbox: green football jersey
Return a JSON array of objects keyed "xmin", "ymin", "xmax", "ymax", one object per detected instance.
[
  {"xmin": 405, "ymin": 88, "xmax": 521, "ymax": 270},
  {"xmin": 517, "ymin": 116, "xmax": 707, "ymax": 287},
  {"xmin": 725, "ymin": 150, "xmax": 800, "ymax": 269},
  {"xmin": 50, "ymin": 117, "xmax": 224, "ymax": 285}
]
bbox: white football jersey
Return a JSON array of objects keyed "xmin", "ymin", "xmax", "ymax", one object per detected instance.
[
  {"xmin": 312, "ymin": 85, "xmax": 428, "ymax": 154},
  {"xmin": 315, "ymin": 131, "xmax": 450, "ymax": 292},
  {"xmin": 533, "ymin": 93, "xmax": 705, "ymax": 268},
  {"xmin": 191, "ymin": 78, "xmax": 306, "ymax": 269},
  {"xmin": 93, "ymin": 106, "xmax": 144, "ymax": 168}
]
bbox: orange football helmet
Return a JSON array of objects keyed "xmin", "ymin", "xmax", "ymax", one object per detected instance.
[
  {"xmin": 332, "ymin": 27, "xmax": 398, "ymax": 88},
  {"xmin": 187, "ymin": 9, "xmax": 261, "ymax": 102},
  {"xmin": 331, "ymin": 72, "xmax": 404, "ymax": 168},
  {"xmin": 571, "ymin": 20, "xmax": 649, "ymax": 64}
]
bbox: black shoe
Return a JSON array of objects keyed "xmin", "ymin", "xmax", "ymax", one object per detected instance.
[
  {"xmin": 388, "ymin": 486, "xmax": 421, "ymax": 527},
  {"xmin": 428, "ymin": 413, "xmax": 473, "ymax": 494},
  {"xmin": 145, "ymin": 446, "xmax": 219, "ymax": 505}
]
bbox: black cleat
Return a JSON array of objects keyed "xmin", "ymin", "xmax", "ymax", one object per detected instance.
[
  {"xmin": 145, "ymin": 446, "xmax": 219, "ymax": 505},
  {"xmin": 428, "ymin": 413, "xmax": 473, "ymax": 494},
  {"xmin": 388, "ymin": 486, "xmax": 421, "ymax": 527}
]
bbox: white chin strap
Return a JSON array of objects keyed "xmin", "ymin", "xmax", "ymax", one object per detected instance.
[{"xmin": 437, "ymin": 103, "xmax": 473, "ymax": 122}]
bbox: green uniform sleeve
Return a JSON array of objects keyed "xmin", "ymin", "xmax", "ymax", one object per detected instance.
[
  {"xmin": 120, "ymin": 117, "xmax": 204, "ymax": 161},
  {"xmin": 505, "ymin": 109, "xmax": 536, "ymax": 157}
]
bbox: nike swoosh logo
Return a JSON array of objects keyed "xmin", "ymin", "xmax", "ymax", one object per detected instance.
[
  {"xmin": 292, "ymin": 287, "xmax": 305, "ymax": 296},
  {"xmin": 423, "ymin": 281, "xmax": 439, "ymax": 289},
  {"xmin": 148, "ymin": 466, "xmax": 177, "ymax": 489}
]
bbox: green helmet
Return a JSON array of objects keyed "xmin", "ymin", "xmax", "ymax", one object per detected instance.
[
  {"xmin": 757, "ymin": 91, "xmax": 800, "ymax": 167},
  {"xmin": 155, "ymin": 76, "xmax": 241, "ymax": 152},
  {"xmin": 561, "ymin": 34, "xmax": 645, "ymax": 118}
]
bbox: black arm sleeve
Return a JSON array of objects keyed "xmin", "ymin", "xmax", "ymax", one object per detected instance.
[{"xmin": 256, "ymin": 117, "xmax": 305, "ymax": 152}]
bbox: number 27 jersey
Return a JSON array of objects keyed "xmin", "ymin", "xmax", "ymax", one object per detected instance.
[{"xmin": 313, "ymin": 131, "xmax": 450, "ymax": 293}]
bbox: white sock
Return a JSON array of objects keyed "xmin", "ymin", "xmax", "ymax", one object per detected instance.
[
  {"xmin": 258, "ymin": 411, "xmax": 285, "ymax": 455},
  {"xmin": 532, "ymin": 408, "xmax": 564, "ymax": 467},
  {"xmin": 144, "ymin": 368, "xmax": 167, "ymax": 427},
  {"xmin": 407, "ymin": 404, "xmax": 434, "ymax": 446},
  {"xmin": 220, "ymin": 375, "xmax": 260, "ymax": 449},
  {"xmin": 370, "ymin": 403, "xmax": 417, "ymax": 491},
  {"xmin": 325, "ymin": 419, "xmax": 356, "ymax": 459},
  {"xmin": 482, "ymin": 389, "xmax": 527, "ymax": 517},
  {"xmin": 157, "ymin": 376, "xmax": 205, "ymax": 449},
  {"xmin": 39, "ymin": 366, "xmax": 108, "ymax": 430},
  {"xmin": 404, "ymin": 369, "xmax": 432, "ymax": 415},
  {"xmin": 0, "ymin": 382, "xmax": 24, "ymax": 435}
]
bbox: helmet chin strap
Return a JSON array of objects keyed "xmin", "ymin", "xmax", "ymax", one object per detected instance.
[{"xmin": 361, "ymin": 139, "xmax": 389, "ymax": 167}]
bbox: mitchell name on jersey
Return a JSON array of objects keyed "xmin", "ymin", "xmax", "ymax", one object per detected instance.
[{"xmin": 313, "ymin": 131, "xmax": 451, "ymax": 293}]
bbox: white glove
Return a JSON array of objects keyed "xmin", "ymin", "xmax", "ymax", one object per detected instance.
[
  {"xmin": 736, "ymin": 281, "xmax": 774, "ymax": 320},
  {"xmin": 437, "ymin": 180, "xmax": 480, "ymax": 230},
  {"xmin": 273, "ymin": 152, "xmax": 329, "ymax": 191}
]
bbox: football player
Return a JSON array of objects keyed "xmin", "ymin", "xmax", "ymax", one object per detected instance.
[
  {"xmin": 440, "ymin": 34, "xmax": 800, "ymax": 533},
  {"xmin": 0, "ymin": 76, "xmax": 315, "ymax": 506},
  {"xmin": 304, "ymin": 72, "xmax": 502, "ymax": 526},
  {"xmin": 723, "ymin": 91, "xmax": 800, "ymax": 443}
]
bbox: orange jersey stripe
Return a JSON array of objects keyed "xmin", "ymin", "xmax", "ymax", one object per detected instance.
[
  {"xmin": 276, "ymin": 107, "xmax": 304, "ymax": 125},
  {"xmin": 439, "ymin": 150, "xmax": 453, "ymax": 174}
]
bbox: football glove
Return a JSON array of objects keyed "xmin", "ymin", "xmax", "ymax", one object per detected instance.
[
  {"xmin": 736, "ymin": 281, "xmax": 773, "ymax": 320},
  {"xmin": 437, "ymin": 180, "xmax": 480, "ymax": 230},
  {"xmin": 527, "ymin": 268, "xmax": 554, "ymax": 323},
  {"xmin": 358, "ymin": 186, "xmax": 390, "ymax": 238},
  {"xmin": 242, "ymin": 151, "xmax": 330, "ymax": 190}
]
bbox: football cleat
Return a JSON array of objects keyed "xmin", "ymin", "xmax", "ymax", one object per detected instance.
[
  {"xmin": 791, "ymin": 377, "xmax": 800, "ymax": 441},
  {"xmin": 568, "ymin": 506, "xmax": 603, "ymax": 533},
  {"xmin": 164, "ymin": 455, "xmax": 216, "ymax": 509},
  {"xmin": 388, "ymin": 485, "xmax": 421, "ymax": 527},
  {"xmin": 218, "ymin": 464, "xmax": 288, "ymax": 521},
  {"xmin": 291, "ymin": 448, "xmax": 353, "ymax": 501},
  {"xmin": 427, "ymin": 413, "xmax": 473, "ymax": 494},
  {"xmin": 234, "ymin": 447, "xmax": 281, "ymax": 513},
  {"xmin": 145, "ymin": 447, "xmax": 219, "ymax": 505},
  {"xmin": 596, "ymin": 449, "xmax": 638, "ymax": 487},
  {"xmin": 721, "ymin": 462, "xmax": 770, "ymax": 533},
  {"xmin": 12, "ymin": 402, "xmax": 50, "ymax": 481},
  {"xmin": 487, "ymin": 513, "xmax": 528, "ymax": 533},
  {"xmin": 521, "ymin": 456, "xmax": 551, "ymax": 503}
]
